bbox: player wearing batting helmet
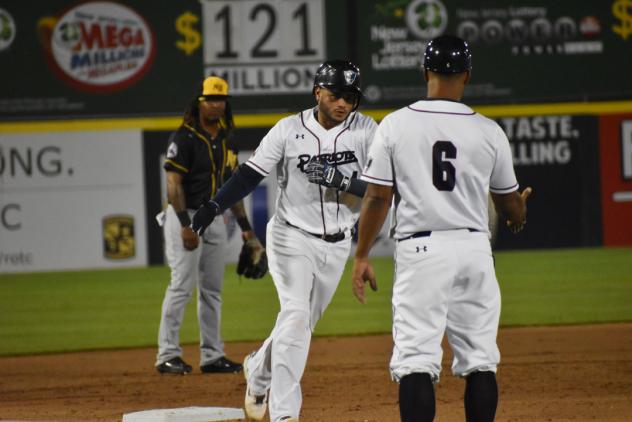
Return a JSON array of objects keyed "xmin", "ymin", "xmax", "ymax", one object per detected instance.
[
  {"xmin": 353, "ymin": 35, "xmax": 532, "ymax": 422},
  {"xmin": 191, "ymin": 60, "xmax": 377, "ymax": 421}
]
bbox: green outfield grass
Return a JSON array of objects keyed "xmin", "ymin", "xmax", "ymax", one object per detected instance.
[{"xmin": 0, "ymin": 247, "xmax": 631, "ymax": 356}]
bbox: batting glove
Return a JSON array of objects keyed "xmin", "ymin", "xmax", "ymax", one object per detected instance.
[
  {"xmin": 305, "ymin": 160, "xmax": 350, "ymax": 191},
  {"xmin": 191, "ymin": 201, "xmax": 220, "ymax": 236}
]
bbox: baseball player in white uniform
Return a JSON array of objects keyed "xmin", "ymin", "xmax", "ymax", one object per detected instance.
[
  {"xmin": 352, "ymin": 36, "xmax": 532, "ymax": 422},
  {"xmin": 192, "ymin": 60, "xmax": 377, "ymax": 422}
]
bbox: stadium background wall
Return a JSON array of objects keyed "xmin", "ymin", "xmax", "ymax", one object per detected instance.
[{"xmin": 1, "ymin": 0, "xmax": 631, "ymax": 271}]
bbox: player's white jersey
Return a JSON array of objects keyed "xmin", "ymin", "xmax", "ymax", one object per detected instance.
[
  {"xmin": 361, "ymin": 99, "xmax": 518, "ymax": 238},
  {"xmin": 246, "ymin": 107, "xmax": 377, "ymax": 235}
]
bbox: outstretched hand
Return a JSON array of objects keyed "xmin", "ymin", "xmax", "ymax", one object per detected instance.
[
  {"xmin": 351, "ymin": 257, "xmax": 377, "ymax": 304},
  {"xmin": 507, "ymin": 187, "xmax": 532, "ymax": 233}
]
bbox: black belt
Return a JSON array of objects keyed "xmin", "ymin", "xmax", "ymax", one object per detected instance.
[
  {"xmin": 285, "ymin": 221, "xmax": 346, "ymax": 243},
  {"xmin": 397, "ymin": 228, "xmax": 479, "ymax": 242}
]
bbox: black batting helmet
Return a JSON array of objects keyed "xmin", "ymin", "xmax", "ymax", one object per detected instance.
[
  {"xmin": 423, "ymin": 35, "xmax": 472, "ymax": 74},
  {"xmin": 313, "ymin": 60, "xmax": 362, "ymax": 96}
]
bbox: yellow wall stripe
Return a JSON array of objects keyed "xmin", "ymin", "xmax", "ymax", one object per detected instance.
[
  {"xmin": 0, "ymin": 117, "xmax": 182, "ymax": 133},
  {"xmin": 1, "ymin": 101, "xmax": 631, "ymax": 133}
]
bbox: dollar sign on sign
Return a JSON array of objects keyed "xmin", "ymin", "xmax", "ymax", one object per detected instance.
[
  {"xmin": 176, "ymin": 11, "xmax": 201, "ymax": 55},
  {"xmin": 612, "ymin": 0, "xmax": 632, "ymax": 40}
]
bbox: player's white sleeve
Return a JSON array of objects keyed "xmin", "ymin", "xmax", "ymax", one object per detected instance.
[
  {"xmin": 490, "ymin": 126, "xmax": 519, "ymax": 194},
  {"xmin": 356, "ymin": 115, "xmax": 378, "ymax": 168},
  {"xmin": 360, "ymin": 117, "xmax": 394, "ymax": 186},
  {"xmin": 245, "ymin": 120, "xmax": 286, "ymax": 176}
]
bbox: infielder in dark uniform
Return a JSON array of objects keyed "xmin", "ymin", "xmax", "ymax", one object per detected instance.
[
  {"xmin": 353, "ymin": 36, "xmax": 532, "ymax": 421},
  {"xmin": 155, "ymin": 76, "xmax": 267, "ymax": 375}
]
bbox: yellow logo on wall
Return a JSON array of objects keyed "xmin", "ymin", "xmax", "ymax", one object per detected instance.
[
  {"xmin": 103, "ymin": 215, "xmax": 136, "ymax": 260},
  {"xmin": 175, "ymin": 11, "xmax": 201, "ymax": 56},
  {"xmin": 613, "ymin": 0, "xmax": 632, "ymax": 40}
]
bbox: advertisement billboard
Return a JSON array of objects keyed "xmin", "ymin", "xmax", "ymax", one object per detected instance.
[
  {"xmin": 0, "ymin": 0, "xmax": 347, "ymax": 120},
  {"xmin": 356, "ymin": 0, "xmax": 632, "ymax": 107},
  {"xmin": 494, "ymin": 114, "xmax": 602, "ymax": 249},
  {"xmin": 1, "ymin": 0, "xmax": 629, "ymax": 121},
  {"xmin": 599, "ymin": 114, "xmax": 632, "ymax": 246},
  {"xmin": 0, "ymin": 130, "xmax": 148, "ymax": 273},
  {"xmin": 0, "ymin": 0, "xmax": 202, "ymax": 120}
]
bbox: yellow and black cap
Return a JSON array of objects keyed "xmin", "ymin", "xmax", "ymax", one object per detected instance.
[{"xmin": 198, "ymin": 76, "xmax": 230, "ymax": 101}]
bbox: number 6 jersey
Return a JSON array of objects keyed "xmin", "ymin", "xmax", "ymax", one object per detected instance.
[{"xmin": 361, "ymin": 99, "xmax": 518, "ymax": 239}]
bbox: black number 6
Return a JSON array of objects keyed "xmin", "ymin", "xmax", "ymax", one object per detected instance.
[{"xmin": 432, "ymin": 141, "xmax": 457, "ymax": 191}]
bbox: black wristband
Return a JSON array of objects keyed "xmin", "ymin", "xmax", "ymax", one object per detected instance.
[
  {"xmin": 176, "ymin": 210, "xmax": 191, "ymax": 227},
  {"xmin": 237, "ymin": 216, "xmax": 252, "ymax": 232},
  {"xmin": 345, "ymin": 177, "xmax": 368, "ymax": 197}
]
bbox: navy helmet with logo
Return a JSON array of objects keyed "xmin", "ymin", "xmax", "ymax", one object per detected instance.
[
  {"xmin": 313, "ymin": 60, "xmax": 362, "ymax": 96},
  {"xmin": 423, "ymin": 35, "xmax": 472, "ymax": 74}
]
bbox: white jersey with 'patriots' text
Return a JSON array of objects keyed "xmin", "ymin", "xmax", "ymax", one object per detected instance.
[{"xmin": 246, "ymin": 108, "xmax": 377, "ymax": 235}]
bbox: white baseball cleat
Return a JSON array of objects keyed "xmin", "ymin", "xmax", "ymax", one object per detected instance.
[{"xmin": 244, "ymin": 352, "xmax": 268, "ymax": 421}]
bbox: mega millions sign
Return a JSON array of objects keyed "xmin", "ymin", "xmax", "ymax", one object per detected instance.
[{"xmin": 40, "ymin": 1, "xmax": 155, "ymax": 92}]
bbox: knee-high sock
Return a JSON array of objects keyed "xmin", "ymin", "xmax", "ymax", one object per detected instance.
[
  {"xmin": 464, "ymin": 371, "xmax": 498, "ymax": 422},
  {"xmin": 399, "ymin": 373, "xmax": 435, "ymax": 422}
]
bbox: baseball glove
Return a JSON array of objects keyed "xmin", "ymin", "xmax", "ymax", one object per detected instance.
[{"xmin": 237, "ymin": 237, "xmax": 268, "ymax": 279}]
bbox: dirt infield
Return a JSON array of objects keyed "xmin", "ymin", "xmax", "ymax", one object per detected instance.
[{"xmin": 1, "ymin": 323, "xmax": 631, "ymax": 422}]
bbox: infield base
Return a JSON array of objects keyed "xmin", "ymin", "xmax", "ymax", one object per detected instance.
[{"xmin": 122, "ymin": 406, "xmax": 244, "ymax": 421}]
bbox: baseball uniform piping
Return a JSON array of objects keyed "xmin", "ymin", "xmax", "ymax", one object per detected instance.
[
  {"xmin": 164, "ymin": 159, "xmax": 189, "ymax": 173},
  {"xmin": 245, "ymin": 160, "xmax": 269, "ymax": 176},
  {"xmin": 184, "ymin": 123, "xmax": 218, "ymax": 196},
  {"xmin": 332, "ymin": 112, "xmax": 355, "ymax": 225},
  {"xmin": 300, "ymin": 110, "xmax": 327, "ymax": 234},
  {"xmin": 490, "ymin": 182, "xmax": 519, "ymax": 193},
  {"xmin": 406, "ymin": 106, "xmax": 475, "ymax": 116},
  {"xmin": 220, "ymin": 137, "xmax": 227, "ymax": 183},
  {"xmin": 361, "ymin": 173, "xmax": 393, "ymax": 184}
]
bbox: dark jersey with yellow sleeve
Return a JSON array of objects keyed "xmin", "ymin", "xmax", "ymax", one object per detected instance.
[{"xmin": 164, "ymin": 123, "xmax": 239, "ymax": 209}]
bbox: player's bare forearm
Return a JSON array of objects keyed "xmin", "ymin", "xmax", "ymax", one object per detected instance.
[
  {"xmin": 230, "ymin": 200, "xmax": 256, "ymax": 239},
  {"xmin": 166, "ymin": 171, "xmax": 198, "ymax": 248},
  {"xmin": 166, "ymin": 171, "xmax": 187, "ymax": 212},
  {"xmin": 355, "ymin": 183, "xmax": 392, "ymax": 258},
  {"xmin": 352, "ymin": 183, "xmax": 387, "ymax": 303},
  {"xmin": 491, "ymin": 187, "xmax": 532, "ymax": 233}
]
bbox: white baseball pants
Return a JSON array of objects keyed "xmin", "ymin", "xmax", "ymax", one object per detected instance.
[
  {"xmin": 156, "ymin": 204, "xmax": 228, "ymax": 366},
  {"xmin": 245, "ymin": 218, "xmax": 351, "ymax": 422},
  {"xmin": 390, "ymin": 229, "xmax": 501, "ymax": 383}
]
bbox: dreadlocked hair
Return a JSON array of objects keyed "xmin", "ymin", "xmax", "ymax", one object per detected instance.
[
  {"xmin": 181, "ymin": 83, "xmax": 235, "ymax": 137},
  {"xmin": 223, "ymin": 102, "xmax": 235, "ymax": 137},
  {"xmin": 182, "ymin": 96, "xmax": 200, "ymax": 127}
]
